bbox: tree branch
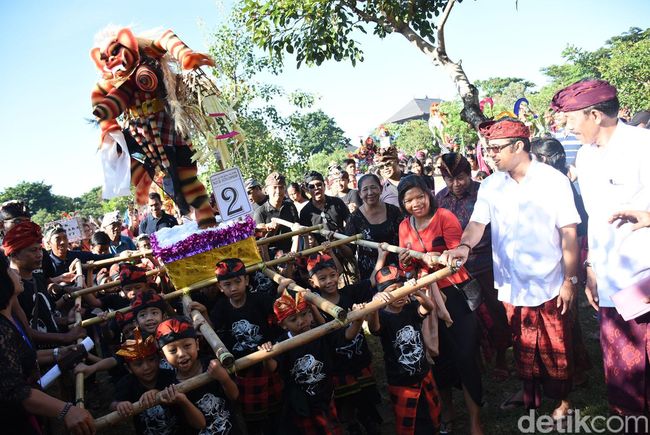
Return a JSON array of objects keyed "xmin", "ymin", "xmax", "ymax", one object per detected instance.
[
  {"xmin": 437, "ymin": 0, "xmax": 456, "ymax": 60},
  {"xmin": 342, "ymin": 0, "xmax": 381, "ymax": 25}
]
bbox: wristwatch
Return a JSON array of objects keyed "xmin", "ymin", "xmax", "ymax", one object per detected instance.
[{"xmin": 565, "ymin": 275, "xmax": 578, "ymax": 285}]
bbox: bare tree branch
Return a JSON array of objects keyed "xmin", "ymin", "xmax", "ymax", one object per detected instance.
[{"xmin": 437, "ymin": 0, "xmax": 456, "ymax": 60}]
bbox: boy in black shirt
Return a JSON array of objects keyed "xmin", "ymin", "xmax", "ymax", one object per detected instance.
[
  {"xmin": 156, "ymin": 317, "xmax": 240, "ymax": 435},
  {"xmin": 306, "ymin": 252, "xmax": 384, "ymax": 434},
  {"xmin": 112, "ymin": 328, "xmax": 205, "ymax": 435},
  {"xmin": 270, "ymin": 291, "xmax": 365, "ymax": 434},
  {"xmin": 368, "ymin": 266, "xmax": 440, "ymax": 435},
  {"xmin": 209, "ymin": 258, "xmax": 282, "ymax": 434}
]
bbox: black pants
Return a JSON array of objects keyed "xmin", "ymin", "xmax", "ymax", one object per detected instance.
[{"xmin": 432, "ymin": 282, "xmax": 483, "ymax": 406}]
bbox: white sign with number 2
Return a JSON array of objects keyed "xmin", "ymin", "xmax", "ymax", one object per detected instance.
[{"xmin": 209, "ymin": 167, "xmax": 251, "ymax": 222}]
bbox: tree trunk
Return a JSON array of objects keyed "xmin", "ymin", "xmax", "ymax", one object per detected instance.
[{"xmin": 394, "ymin": 12, "xmax": 487, "ymax": 130}]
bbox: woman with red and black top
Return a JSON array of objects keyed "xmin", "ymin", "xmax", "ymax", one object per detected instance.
[{"xmin": 397, "ymin": 175, "xmax": 484, "ymax": 435}]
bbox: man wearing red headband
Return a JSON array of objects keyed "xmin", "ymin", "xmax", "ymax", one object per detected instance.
[
  {"xmin": 440, "ymin": 118, "xmax": 581, "ymax": 420},
  {"xmin": 552, "ymin": 79, "xmax": 650, "ymax": 417},
  {"xmin": 4, "ymin": 221, "xmax": 86, "ymax": 345}
]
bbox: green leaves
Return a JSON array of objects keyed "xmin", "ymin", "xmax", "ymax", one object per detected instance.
[
  {"xmin": 538, "ymin": 27, "xmax": 649, "ymax": 113},
  {"xmin": 242, "ymin": 0, "xmax": 448, "ymax": 68}
]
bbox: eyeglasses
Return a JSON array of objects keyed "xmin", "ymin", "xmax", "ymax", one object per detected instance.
[
  {"xmin": 307, "ymin": 182, "xmax": 324, "ymax": 190},
  {"xmin": 484, "ymin": 141, "xmax": 516, "ymax": 154}
]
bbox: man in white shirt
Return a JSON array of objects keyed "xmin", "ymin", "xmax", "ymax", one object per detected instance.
[
  {"xmin": 440, "ymin": 118, "xmax": 581, "ymax": 420},
  {"xmin": 552, "ymin": 79, "xmax": 650, "ymax": 418}
]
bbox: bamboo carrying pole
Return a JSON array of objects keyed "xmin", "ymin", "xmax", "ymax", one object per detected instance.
[
  {"xmin": 271, "ymin": 217, "xmax": 433, "ymax": 262},
  {"xmin": 255, "ymin": 224, "xmax": 323, "ymax": 246},
  {"xmin": 94, "ymin": 266, "xmax": 455, "ymax": 430},
  {"xmin": 74, "ymin": 261, "xmax": 85, "ymax": 407},
  {"xmin": 82, "ymin": 250, "xmax": 153, "ymax": 270},
  {"xmin": 261, "ymin": 268, "xmax": 346, "ymax": 321},
  {"xmin": 70, "ymin": 268, "xmax": 165, "ymax": 299},
  {"xmin": 181, "ymin": 295, "xmax": 235, "ymax": 368},
  {"xmin": 81, "ymin": 234, "xmax": 362, "ymax": 327}
]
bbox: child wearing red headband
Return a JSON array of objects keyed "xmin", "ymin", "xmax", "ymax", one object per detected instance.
[
  {"xmin": 156, "ymin": 317, "xmax": 240, "ymax": 434},
  {"xmin": 111, "ymin": 328, "xmax": 205, "ymax": 434},
  {"xmin": 368, "ymin": 265, "xmax": 440, "ymax": 435},
  {"xmin": 209, "ymin": 258, "xmax": 283, "ymax": 435},
  {"xmin": 270, "ymin": 290, "xmax": 366, "ymax": 434},
  {"xmin": 306, "ymin": 250, "xmax": 387, "ymax": 434}
]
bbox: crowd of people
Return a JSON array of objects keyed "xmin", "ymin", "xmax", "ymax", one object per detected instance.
[{"xmin": 1, "ymin": 78, "xmax": 649, "ymax": 435}]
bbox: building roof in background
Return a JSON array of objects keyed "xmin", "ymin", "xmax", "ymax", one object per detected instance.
[{"xmin": 385, "ymin": 97, "xmax": 444, "ymax": 124}]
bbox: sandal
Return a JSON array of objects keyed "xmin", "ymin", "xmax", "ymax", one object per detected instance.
[
  {"xmin": 440, "ymin": 420, "xmax": 453, "ymax": 434},
  {"xmin": 500, "ymin": 391, "xmax": 524, "ymax": 411}
]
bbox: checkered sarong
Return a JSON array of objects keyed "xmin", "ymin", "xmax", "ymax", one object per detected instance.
[
  {"xmin": 504, "ymin": 297, "xmax": 573, "ymax": 381},
  {"xmin": 291, "ymin": 400, "xmax": 343, "ymax": 435},
  {"xmin": 388, "ymin": 369, "xmax": 440, "ymax": 435},
  {"xmin": 235, "ymin": 367, "xmax": 283, "ymax": 420}
]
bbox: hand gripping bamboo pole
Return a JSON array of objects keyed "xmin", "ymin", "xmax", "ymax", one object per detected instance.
[
  {"xmin": 261, "ymin": 268, "xmax": 346, "ymax": 321},
  {"xmin": 81, "ymin": 235, "xmax": 362, "ymax": 328},
  {"xmin": 181, "ymin": 295, "xmax": 235, "ymax": 368},
  {"xmin": 94, "ymin": 266, "xmax": 455, "ymax": 430}
]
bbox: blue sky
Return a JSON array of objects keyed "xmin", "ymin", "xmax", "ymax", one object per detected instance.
[{"xmin": 1, "ymin": 0, "xmax": 647, "ymax": 197}]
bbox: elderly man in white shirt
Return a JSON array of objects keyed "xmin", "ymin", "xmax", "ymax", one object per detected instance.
[
  {"xmin": 441, "ymin": 118, "xmax": 581, "ymax": 421},
  {"xmin": 552, "ymin": 79, "xmax": 650, "ymax": 418}
]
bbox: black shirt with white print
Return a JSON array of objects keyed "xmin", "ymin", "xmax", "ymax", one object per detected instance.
[
  {"xmin": 114, "ymin": 368, "xmax": 180, "ymax": 435},
  {"xmin": 376, "ymin": 299, "xmax": 430, "ymax": 386},
  {"xmin": 276, "ymin": 328, "xmax": 350, "ymax": 416},
  {"xmin": 314, "ymin": 280, "xmax": 375, "ymax": 374},
  {"xmin": 183, "ymin": 358, "xmax": 240, "ymax": 435},
  {"xmin": 210, "ymin": 291, "xmax": 279, "ymax": 360}
]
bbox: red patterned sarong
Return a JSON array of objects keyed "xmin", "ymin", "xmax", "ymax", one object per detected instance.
[
  {"xmin": 388, "ymin": 370, "xmax": 440, "ymax": 435},
  {"xmin": 235, "ymin": 367, "xmax": 283, "ymax": 421},
  {"xmin": 504, "ymin": 297, "xmax": 574, "ymax": 408},
  {"xmin": 600, "ymin": 307, "xmax": 650, "ymax": 416},
  {"xmin": 291, "ymin": 400, "xmax": 343, "ymax": 435},
  {"xmin": 504, "ymin": 297, "xmax": 574, "ymax": 380}
]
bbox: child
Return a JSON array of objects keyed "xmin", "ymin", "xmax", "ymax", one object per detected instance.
[
  {"xmin": 306, "ymin": 253, "xmax": 383, "ymax": 434},
  {"xmin": 111, "ymin": 328, "xmax": 206, "ymax": 435},
  {"xmin": 90, "ymin": 231, "xmax": 112, "ymax": 255},
  {"xmin": 156, "ymin": 317, "xmax": 240, "ymax": 435},
  {"xmin": 272, "ymin": 291, "xmax": 365, "ymax": 434},
  {"xmin": 368, "ymin": 266, "xmax": 440, "ymax": 435},
  {"xmin": 132, "ymin": 291, "xmax": 170, "ymax": 337},
  {"xmin": 209, "ymin": 258, "xmax": 282, "ymax": 435},
  {"xmin": 136, "ymin": 234, "xmax": 152, "ymax": 251}
]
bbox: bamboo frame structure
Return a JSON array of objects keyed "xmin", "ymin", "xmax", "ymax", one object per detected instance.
[
  {"xmin": 80, "ymin": 234, "xmax": 362, "ymax": 327},
  {"xmin": 94, "ymin": 265, "xmax": 455, "ymax": 430},
  {"xmin": 75, "ymin": 224, "xmax": 324, "ymax": 299}
]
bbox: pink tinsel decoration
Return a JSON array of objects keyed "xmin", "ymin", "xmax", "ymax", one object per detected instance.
[{"xmin": 150, "ymin": 215, "xmax": 256, "ymax": 263}]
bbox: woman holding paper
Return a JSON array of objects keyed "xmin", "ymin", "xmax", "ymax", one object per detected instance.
[{"xmin": 0, "ymin": 253, "xmax": 95, "ymax": 435}]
